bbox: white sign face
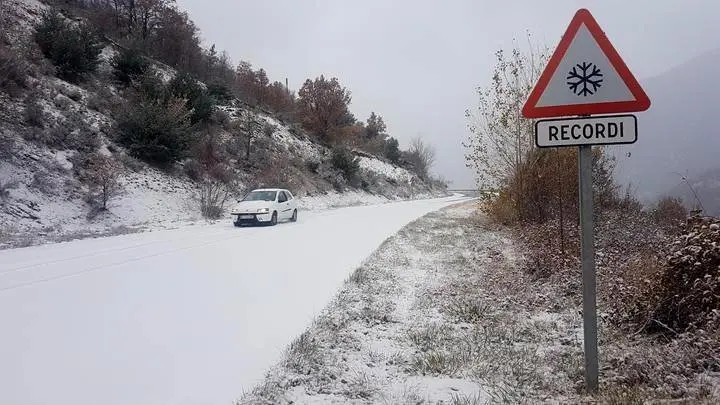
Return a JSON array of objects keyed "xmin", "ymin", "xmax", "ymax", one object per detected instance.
[
  {"xmin": 535, "ymin": 114, "xmax": 637, "ymax": 148},
  {"xmin": 535, "ymin": 25, "xmax": 635, "ymax": 107},
  {"xmin": 522, "ymin": 8, "xmax": 650, "ymax": 118}
]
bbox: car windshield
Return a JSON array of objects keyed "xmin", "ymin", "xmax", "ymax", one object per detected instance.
[{"xmin": 242, "ymin": 191, "xmax": 277, "ymax": 202}]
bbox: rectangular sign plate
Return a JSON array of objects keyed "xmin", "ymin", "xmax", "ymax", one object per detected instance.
[{"xmin": 535, "ymin": 114, "xmax": 637, "ymax": 148}]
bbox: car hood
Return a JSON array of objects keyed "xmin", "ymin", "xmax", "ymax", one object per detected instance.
[{"xmin": 231, "ymin": 200, "xmax": 273, "ymax": 213}]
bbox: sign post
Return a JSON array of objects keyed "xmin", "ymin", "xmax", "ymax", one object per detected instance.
[
  {"xmin": 578, "ymin": 143, "xmax": 598, "ymax": 391},
  {"xmin": 521, "ymin": 9, "xmax": 651, "ymax": 392}
]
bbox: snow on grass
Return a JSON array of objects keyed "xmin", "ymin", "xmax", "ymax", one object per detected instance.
[{"xmin": 240, "ymin": 202, "xmax": 601, "ymax": 404}]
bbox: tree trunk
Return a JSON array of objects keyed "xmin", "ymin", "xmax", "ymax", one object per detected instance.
[
  {"xmin": 246, "ymin": 135, "xmax": 251, "ymax": 160},
  {"xmin": 102, "ymin": 183, "xmax": 108, "ymax": 210}
]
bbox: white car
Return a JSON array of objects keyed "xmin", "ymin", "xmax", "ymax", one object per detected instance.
[{"xmin": 231, "ymin": 188, "xmax": 298, "ymax": 226}]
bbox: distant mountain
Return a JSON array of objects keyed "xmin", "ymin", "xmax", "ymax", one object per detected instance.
[{"xmin": 612, "ymin": 48, "xmax": 720, "ymax": 213}]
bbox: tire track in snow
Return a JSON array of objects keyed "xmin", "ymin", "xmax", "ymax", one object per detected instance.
[
  {"xmin": 0, "ymin": 224, "xmax": 243, "ymax": 274},
  {"xmin": 0, "ymin": 225, "xmax": 266, "ymax": 292}
]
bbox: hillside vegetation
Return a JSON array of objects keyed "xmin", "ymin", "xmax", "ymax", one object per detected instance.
[
  {"xmin": 0, "ymin": 0, "xmax": 446, "ymax": 247},
  {"xmin": 465, "ymin": 39, "xmax": 720, "ymax": 401}
]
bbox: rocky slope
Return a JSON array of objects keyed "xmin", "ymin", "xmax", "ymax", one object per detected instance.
[{"xmin": 0, "ymin": 0, "xmax": 446, "ymax": 248}]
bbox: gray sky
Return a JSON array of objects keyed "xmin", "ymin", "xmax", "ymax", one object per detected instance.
[{"xmin": 176, "ymin": 0, "xmax": 720, "ymax": 188}]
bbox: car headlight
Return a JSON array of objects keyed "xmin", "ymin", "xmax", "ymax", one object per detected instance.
[{"xmin": 257, "ymin": 208, "xmax": 270, "ymax": 214}]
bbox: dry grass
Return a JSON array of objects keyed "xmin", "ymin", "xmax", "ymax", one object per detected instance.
[{"xmin": 240, "ymin": 204, "xmax": 720, "ymax": 404}]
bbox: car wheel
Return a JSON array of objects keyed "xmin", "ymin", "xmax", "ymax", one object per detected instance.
[
  {"xmin": 270, "ymin": 211, "xmax": 278, "ymax": 226},
  {"xmin": 290, "ymin": 209, "xmax": 297, "ymax": 222}
]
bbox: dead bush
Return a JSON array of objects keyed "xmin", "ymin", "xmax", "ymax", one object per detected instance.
[
  {"xmin": 488, "ymin": 147, "xmax": 619, "ymax": 227},
  {"xmin": 84, "ymin": 154, "xmax": 123, "ymax": 210},
  {"xmin": 612, "ymin": 251, "xmax": 667, "ymax": 327},
  {"xmin": 404, "ymin": 137, "xmax": 436, "ymax": 180},
  {"xmin": 184, "ymin": 159, "xmax": 203, "ymax": 182},
  {"xmin": 639, "ymin": 215, "xmax": 720, "ymax": 333},
  {"xmin": 248, "ymin": 157, "xmax": 297, "ymax": 191},
  {"xmin": 484, "ymin": 190, "xmax": 518, "ymax": 225},
  {"xmin": 490, "ymin": 148, "xmax": 578, "ymax": 224},
  {"xmin": 653, "ymin": 196, "xmax": 688, "ymax": 231},
  {"xmin": 199, "ymin": 179, "xmax": 231, "ymax": 219}
]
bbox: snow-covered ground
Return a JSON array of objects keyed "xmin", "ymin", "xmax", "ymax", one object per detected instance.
[
  {"xmin": 0, "ymin": 194, "xmax": 467, "ymax": 405},
  {"xmin": 240, "ymin": 203, "xmax": 596, "ymax": 404}
]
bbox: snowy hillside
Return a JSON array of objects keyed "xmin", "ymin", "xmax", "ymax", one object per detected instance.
[{"xmin": 0, "ymin": 0, "xmax": 446, "ymax": 249}]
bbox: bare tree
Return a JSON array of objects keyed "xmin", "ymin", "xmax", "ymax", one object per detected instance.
[
  {"xmin": 406, "ymin": 137, "xmax": 436, "ymax": 179},
  {"xmin": 231, "ymin": 111, "xmax": 262, "ymax": 161},
  {"xmin": 199, "ymin": 178, "xmax": 231, "ymax": 219},
  {"xmin": 464, "ymin": 33, "xmax": 549, "ymax": 189},
  {"xmin": 86, "ymin": 154, "xmax": 123, "ymax": 210}
]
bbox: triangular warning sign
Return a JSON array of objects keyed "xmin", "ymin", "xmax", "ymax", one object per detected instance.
[{"xmin": 522, "ymin": 9, "xmax": 650, "ymax": 118}]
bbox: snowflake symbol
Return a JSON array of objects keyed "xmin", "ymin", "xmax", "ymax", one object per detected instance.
[{"xmin": 566, "ymin": 62, "xmax": 604, "ymax": 96}]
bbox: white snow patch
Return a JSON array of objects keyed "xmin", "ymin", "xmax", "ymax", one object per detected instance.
[
  {"xmin": 386, "ymin": 377, "xmax": 488, "ymax": 403},
  {"xmin": 53, "ymin": 150, "xmax": 74, "ymax": 171},
  {"xmin": 296, "ymin": 190, "xmax": 398, "ymax": 211},
  {"xmin": 358, "ymin": 156, "xmax": 411, "ymax": 182}
]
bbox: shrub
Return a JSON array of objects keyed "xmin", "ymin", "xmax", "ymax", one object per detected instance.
[
  {"xmin": 34, "ymin": 10, "xmax": 103, "ymax": 83},
  {"xmin": 653, "ymin": 196, "xmax": 687, "ymax": 229},
  {"xmin": 331, "ymin": 147, "xmax": 360, "ymax": 182},
  {"xmin": 206, "ymin": 82, "xmax": 233, "ymax": 104},
  {"xmin": 637, "ymin": 215, "xmax": 720, "ymax": 333},
  {"xmin": 199, "ymin": 180, "xmax": 228, "ymax": 219},
  {"xmin": 305, "ymin": 159, "xmax": 320, "ymax": 173},
  {"xmin": 84, "ymin": 154, "xmax": 122, "ymax": 210},
  {"xmin": 0, "ymin": 131, "xmax": 17, "ymax": 160},
  {"xmin": 405, "ymin": 137, "xmax": 436, "ymax": 179},
  {"xmin": 24, "ymin": 97, "xmax": 46, "ymax": 128},
  {"xmin": 36, "ymin": 112, "xmax": 100, "ymax": 152},
  {"xmin": 30, "ymin": 171, "xmax": 57, "ymax": 195},
  {"xmin": 116, "ymin": 98, "xmax": 193, "ymax": 166},
  {"xmin": 262, "ymin": 159, "xmax": 296, "ymax": 191},
  {"xmin": 384, "ymin": 137, "xmax": 401, "ymax": 164},
  {"xmin": 112, "ymin": 47, "xmax": 149, "ymax": 85},
  {"xmin": 137, "ymin": 71, "xmax": 168, "ymax": 102},
  {"xmin": 53, "ymin": 94, "xmax": 73, "ymax": 110},
  {"xmin": 0, "ymin": 44, "xmax": 28, "ymax": 97},
  {"xmin": 168, "ymin": 72, "xmax": 214, "ymax": 124},
  {"xmin": 197, "ymin": 162, "xmax": 235, "ymax": 219},
  {"xmin": 263, "ymin": 122, "xmax": 277, "ymax": 137}
]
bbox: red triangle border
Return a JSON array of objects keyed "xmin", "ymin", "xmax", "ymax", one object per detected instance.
[{"xmin": 522, "ymin": 9, "xmax": 651, "ymax": 118}]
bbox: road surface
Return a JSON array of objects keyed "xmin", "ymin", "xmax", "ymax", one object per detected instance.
[{"xmin": 0, "ymin": 195, "xmax": 467, "ymax": 405}]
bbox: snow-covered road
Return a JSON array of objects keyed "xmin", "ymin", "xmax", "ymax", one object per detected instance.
[{"xmin": 0, "ymin": 195, "xmax": 467, "ymax": 405}]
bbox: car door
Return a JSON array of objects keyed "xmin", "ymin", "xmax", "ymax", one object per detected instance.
[
  {"xmin": 286, "ymin": 190, "xmax": 297, "ymax": 212},
  {"xmin": 277, "ymin": 191, "xmax": 291, "ymax": 219}
]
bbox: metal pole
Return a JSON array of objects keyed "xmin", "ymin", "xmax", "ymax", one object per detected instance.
[{"xmin": 578, "ymin": 144, "xmax": 599, "ymax": 392}]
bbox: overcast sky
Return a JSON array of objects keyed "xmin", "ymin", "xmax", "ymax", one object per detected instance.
[{"xmin": 176, "ymin": 0, "xmax": 720, "ymax": 188}]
